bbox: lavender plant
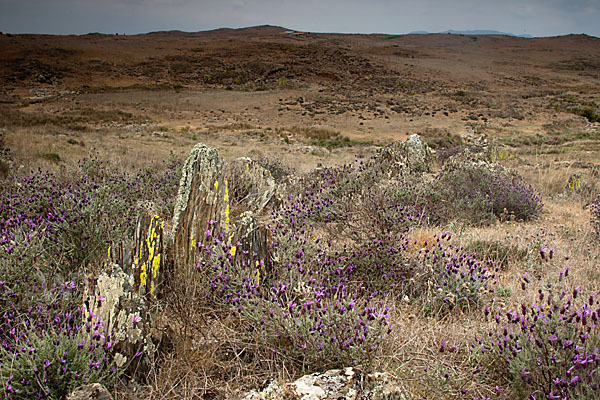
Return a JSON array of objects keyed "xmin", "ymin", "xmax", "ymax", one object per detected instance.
[
  {"xmin": 197, "ymin": 229, "xmax": 390, "ymax": 371},
  {"xmin": 417, "ymin": 234, "xmax": 499, "ymax": 315},
  {"xmin": 0, "ymin": 280, "xmax": 123, "ymax": 399},
  {"xmin": 472, "ymin": 255, "xmax": 600, "ymax": 398},
  {"xmin": 0, "ymin": 156, "xmax": 181, "ymax": 398}
]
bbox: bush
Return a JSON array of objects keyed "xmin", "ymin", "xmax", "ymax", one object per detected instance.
[
  {"xmin": 416, "ymin": 235, "xmax": 499, "ymax": 315},
  {"xmin": 0, "ymin": 156, "xmax": 181, "ymax": 397},
  {"xmin": 434, "ymin": 164, "xmax": 543, "ymax": 224},
  {"xmin": 471, "ymin": 254, "xmax": 600, "ymax": 398},
  {"xmin": 0, "ymin": 309, "xmax": 121, "ymax": 399},
  {"xmin": 197, "ymin": 229, "xmax": 390, "ymax": 371},
  {"xmin": 0, "ymin": 156, "xmax": 181, "ymax": 274}
]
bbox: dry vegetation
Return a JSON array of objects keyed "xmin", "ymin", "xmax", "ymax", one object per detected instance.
[{"xmin": 1, "ymin": 26, "xmax": 600, "ymax": 399}]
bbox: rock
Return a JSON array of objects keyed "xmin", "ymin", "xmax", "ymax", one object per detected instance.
[
  {"xmin": 225, "ymin": 157, "xmax": 278, "ymax": 215},
  {"xmin": 230, "ymin": 211, "xmax": 272, "ymax": 282},
  {"xmin": 132, "ymin": 214, "xmax": 165, "ymax": 299},
  {"xmin": 107, "ymin": 214, "xmax": 165, "ymax": 300},
  {"xmin": 311, "ymin": 146, "xmax": 330, "ymax": 157},
  {"xmin": 67, "ymin": 383, "xmax": 113, "ymax": 400},
  {"xmin": 172, "ymin": 143, "xmax": 229, "ymax": 274},
  {"xmin": 83, "ymin": 262, "xmax": 156, "ymax": 376},
  {"xmin": 376, "ymin": 134, "xmax": 433, "ymax": 175},
  {"xmin": 241, "ymin": 367, "xmax": 408, "ymax": 400}
]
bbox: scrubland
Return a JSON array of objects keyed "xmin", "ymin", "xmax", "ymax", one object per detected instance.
[{"xmin": 1, "ymin": 27, "xmax": 600, "ymax": 399}]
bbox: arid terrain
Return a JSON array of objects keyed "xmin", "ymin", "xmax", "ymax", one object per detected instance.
[
  {"xmin": 1, "ymin": 25, "xmax": 599, "ymax": 168},
  {"xmin": 1, "ymin": 26, "xmax": 600, "ymax": 399}
]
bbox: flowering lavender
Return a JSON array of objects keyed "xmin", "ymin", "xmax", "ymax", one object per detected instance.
[
  {"xmin": 0, "ymin": 156, "xmax": 181, "ymax": 398},
  {"xmin": 431, "ymin": 164, "xmax": 543, "ymax": 224},
  {"xmin": 472, "ymin": 260, "xmax": 600, "ymax": 398},
  {"xmin": 417, "ymin": 234, "xmax": 499, "ymax": 314},
  {"xmin": 197, "ymin": 229, "xmax": 390, "ymax": 371}
]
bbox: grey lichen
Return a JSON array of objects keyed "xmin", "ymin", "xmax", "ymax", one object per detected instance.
[{"xmin": 172, "ymin": 143, "xmax": 221, "ymax": 235}]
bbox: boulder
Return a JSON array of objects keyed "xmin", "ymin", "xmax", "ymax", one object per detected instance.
[
  {"xmin": 82, "ymin": 262, "xmax": 156, "ymax": 376},
  {"xmin": 230, "ymin": 211, "xmax": 272, "ymax": 284},
  {"xmin": 172, "ymin": 143, "xmax": 229, "ymax": 276},
  {"xmin": 225, "ymin": 157, "xmax": 278, "ymax": 215}
]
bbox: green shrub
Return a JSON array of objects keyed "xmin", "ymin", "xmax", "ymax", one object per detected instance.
[{"xmin": 0, "ymin": 316, "xmax": 120, "ymax": 399}]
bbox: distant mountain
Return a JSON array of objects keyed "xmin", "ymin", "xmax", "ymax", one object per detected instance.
[{"xmin": 409, "ymin": 29, "xmax": 533, "ymax": 38}]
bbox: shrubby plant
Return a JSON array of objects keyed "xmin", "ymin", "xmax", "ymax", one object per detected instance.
[
  {"xmin": 197, "ymin": 229, "xmax": 390, "ymax": 371},
  {"xmin": 427, "ymin": 163, "xmax": 542, "ymax": 225},
  {"xmin": 0, "ymin": 156, "xmax": 181, "ymax": 397},
  {"xmin": 417, "ymin": 234, "xmax": 499, "ymax": 315},
  {"xmin": 0, "ymin": 303, "xmax": 121, "ymax": 400},
  {"xmin": 471, "ymin": 251, "xmax": 600, "ymax": 399}
]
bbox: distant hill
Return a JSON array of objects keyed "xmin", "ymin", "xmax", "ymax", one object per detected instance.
[{"xmin": 409, "ymin": 29, "xmax": 533, "ymax": 38}]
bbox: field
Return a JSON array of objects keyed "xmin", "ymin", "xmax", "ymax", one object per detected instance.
[{"xmin": 1, "ymin": 26, "xmax": 600, "ymax": 399}]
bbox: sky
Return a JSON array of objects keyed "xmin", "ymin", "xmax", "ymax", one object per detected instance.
[{"xmin": 0, "ymin": 0, "xmax": 599, "ymax": 37}]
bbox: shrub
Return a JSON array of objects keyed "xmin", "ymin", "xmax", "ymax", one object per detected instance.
[
  {"xmin": 0, "ymin": 305, "xmax": 121, "ymax": 400},
  {"xmin": 416, "ymin": 235, "xmax": 499, "ymax": 315},
  {"xmin": 472, "ymin": 256, "xmax": 600, "ymax": 398},
  {"xmin": 0, "ymin": 156, "xmax": 181, "ymax": 398},
  {"xmin": 0, "ymin": 156, "xmax": 181, "ymax": 273},
  {"xmin": 197, "ymin": 229, "xmax": 390, "ymax": 371},
  {"xmin": 430, "ymin": 163, "xmax": 543, "ymax": 224}
]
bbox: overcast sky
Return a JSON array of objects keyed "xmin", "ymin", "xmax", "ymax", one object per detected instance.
[{"xmin": 1, "ymin": 0, "xmax": 599, "ymax": 37}]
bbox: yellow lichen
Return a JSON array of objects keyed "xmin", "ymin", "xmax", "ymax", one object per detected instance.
[
  {"xmin": 224, "ymin": 180, "xmax": 230, "ymax": 230},
  {"xmin": 139, "ymin": 216, "xmax": 162, "ymax": 294},
  {"xmin": 254, "ymin": 260, "xmax": 266, "ymax": 285}
]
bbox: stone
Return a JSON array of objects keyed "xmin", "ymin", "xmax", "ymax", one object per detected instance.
[
  {"xmin": 67, "ymin": 383, "xmax": 113, "ymax": 400},
  {"xmin": 82, "ymin": 262, "xmax": 155, "ymax": 376},
  {"xmin": 230, "ymin": 211, "xmax": 272, "ymax": 282},
  {"xmin": 172, "ymin": 143, "xmax": 229, "ymax": 275},
  {"xmin": 311, "ymin": 146, "xmax": 330, "ymax": 157},
  {"xmin": 241, "ymin": 367, "xmax": 408, "ymax": 400},
  {"xmin": 376, "ymin": 134, "xmax": 433, "ymax": 175},
  {"xmin": 225, "ymin": 157, "xmax": 278, "ymax": 215},
  {"xmin": 299, "ymin": 145, "xmax": 314, "ymax": 154}
]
